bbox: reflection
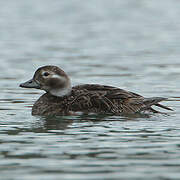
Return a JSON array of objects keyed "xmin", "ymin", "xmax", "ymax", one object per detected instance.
[
  {"xmin": 30, "ymin": 116, "xmax": 73, "ymax": 133},
  {"xmin": 32, "ymin": 112, "xmax": 153, "ymax": 131},
  {"xmin": 68, "ymin": 112, "xmax": 153, "ymax": 122},
  {"xmin": 0, "ymin": 111, "xmax": 159, "ymax": 137},
  {"xmin": 1, "ymin": 116, "xmax": 73, "ymax": 136}
]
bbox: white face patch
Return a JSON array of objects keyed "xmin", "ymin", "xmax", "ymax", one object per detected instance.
[{"xmin": 51, "ymin": 74, "xmax": 66, "ymax": 82}]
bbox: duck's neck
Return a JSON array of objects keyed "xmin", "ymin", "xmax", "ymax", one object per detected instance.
[{"xmin": 50, "ymin": 85, "xmax": 72, "ymax": 97}]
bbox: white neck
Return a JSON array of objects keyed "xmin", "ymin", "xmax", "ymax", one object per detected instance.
[{"xmin": 50, "ymin": 86, "xmax": 72, "ymax": 97}]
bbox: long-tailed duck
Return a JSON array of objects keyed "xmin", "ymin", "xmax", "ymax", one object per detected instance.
[{"xmin": 20, "ymin": 65, "xmax": 172, "ymax": 116}]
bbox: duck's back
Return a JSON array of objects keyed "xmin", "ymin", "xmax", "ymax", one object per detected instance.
[{"xmin": 70, "ymin": 84, "xmax": 144, "ymax": 114}]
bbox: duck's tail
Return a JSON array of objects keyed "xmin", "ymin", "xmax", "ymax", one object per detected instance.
[{"xmin": 143, "ymin": 97, "xmax": 173, "ymax": 112}]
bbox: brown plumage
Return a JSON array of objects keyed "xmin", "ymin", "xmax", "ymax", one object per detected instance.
[{"xmin": 20, "ymin": 65, "xmax": 173, "ymax": 116}]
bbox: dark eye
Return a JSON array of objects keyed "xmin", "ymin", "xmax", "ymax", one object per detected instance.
[{"xmin": 43, "ymin": 72, "xmax": 50, "ymax": 77}]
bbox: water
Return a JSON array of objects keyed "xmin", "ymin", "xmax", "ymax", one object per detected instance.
[{"xmin": 1, "ymin": 0, "xmax": 180, "ymax": 179}]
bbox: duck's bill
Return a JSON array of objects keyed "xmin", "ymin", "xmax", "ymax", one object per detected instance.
[{"xmin": 19, "ymin": 79, "xmax": 40, "ymax": 89}]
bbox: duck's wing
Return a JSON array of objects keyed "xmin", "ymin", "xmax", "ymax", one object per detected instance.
[
  {"xmin": 72, "ymin": 84, "xmax": 172, "ymax": 113},
  {"xmin": 71, "ymin": 84, "xmax": 143, "ymax": 113},
  {"xmin": 73, "ymin": 84, "xmax": 142, "ymax": 97}
]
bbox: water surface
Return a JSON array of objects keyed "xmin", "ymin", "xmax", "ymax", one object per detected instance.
[{"xmin": 1, "ymin": 0, "xmax": 180, "ymax": 179}]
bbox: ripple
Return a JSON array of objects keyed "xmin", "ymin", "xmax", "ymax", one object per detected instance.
[{"xmin": 1, "ymin": 0, "xmax": 180, "ymax": 179}]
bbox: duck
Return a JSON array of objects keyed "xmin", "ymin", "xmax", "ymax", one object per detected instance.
[{"xmin": 19, "ymin": 65, "xmax": 173, "ymax": 116}]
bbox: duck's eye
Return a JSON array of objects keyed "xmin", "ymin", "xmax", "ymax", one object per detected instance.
[{"xmin": 43, "ymin": 72, "xmax": 50, "ymax": 77}]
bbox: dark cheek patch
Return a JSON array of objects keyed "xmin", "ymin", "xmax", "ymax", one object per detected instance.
[{"xmin": 47, "ymin": 78, "xmax": 65, "ymax": 89}]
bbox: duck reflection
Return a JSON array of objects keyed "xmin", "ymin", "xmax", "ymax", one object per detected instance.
[
  {"xmin": 32, "ymin": 116, "xmax": 73, "ymax": 132},
  {"xmin": 4, "ymin": 112, "xmax": 154, "ymax": 136}
]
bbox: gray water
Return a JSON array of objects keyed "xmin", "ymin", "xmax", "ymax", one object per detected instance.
[{"xmin": 1, "ymin": 0, "xmax": 180, "ymax": 179}]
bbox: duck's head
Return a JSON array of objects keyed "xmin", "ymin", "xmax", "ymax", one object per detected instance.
[{"xmin": 20, "ymin": 65, "xmax": 72, "ymax": 97}]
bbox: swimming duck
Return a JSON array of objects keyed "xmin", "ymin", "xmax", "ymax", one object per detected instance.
[{"xmin": 20, "ymin": 65, "xmax": 172, "ymax": 116}]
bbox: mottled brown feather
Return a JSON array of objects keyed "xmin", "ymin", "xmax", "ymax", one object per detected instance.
[{"xmin": 32, "ymin": 84, "xmax": 172, "ymax": 116}]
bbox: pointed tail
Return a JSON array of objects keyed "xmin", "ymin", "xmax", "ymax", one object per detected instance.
[{"xmin": 143, "ymin": 97, "xmax": 173, "ymax": 111}]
